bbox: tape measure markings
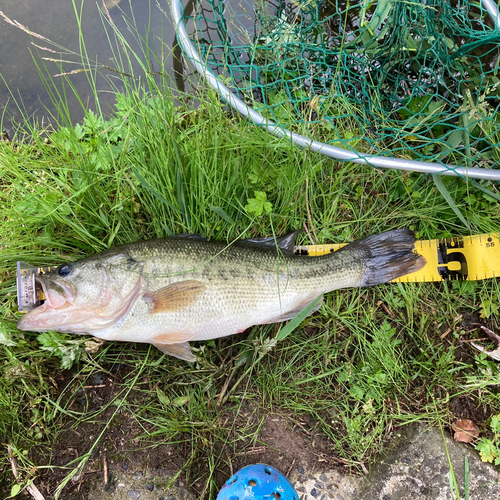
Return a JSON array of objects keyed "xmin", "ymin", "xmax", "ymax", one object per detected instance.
[{"xmin": 295, "ymin": 233, "xmax": 500, "ymax": 283}]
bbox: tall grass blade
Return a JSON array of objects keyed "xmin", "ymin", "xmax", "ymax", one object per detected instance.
[
  {"xmin": 432, "ymin": 174, "xmax": 470, "ymax": 229},
  {"xmin": 208, "ymin": 204, "xmax": 235, "ymax": 224},
  {"xmin": 130, "ymin": 166, "xmax": 182, "ymax": 214},
  {"xmin": 177, "ymin": 166, "xmax": 191, "ymax": 230},
  {"xmin": 276, "ymin": 294, "xmax": 323, "ymax": 341},
  {"xmin": 464, "ymin": 457, "xmax": 469, "ymax": 500},
  {"xmin": 470, "ymin": 180, "xmax": 500, "ymax": 202}
]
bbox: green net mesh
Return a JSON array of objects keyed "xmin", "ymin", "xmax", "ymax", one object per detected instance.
[{"xmin": 185, "ymin": 0, "xmax": 500, "ymax": 172}]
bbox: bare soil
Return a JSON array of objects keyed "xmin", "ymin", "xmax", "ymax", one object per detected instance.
[{"xmin": 28, "ymin": 366, "xmax": 339, "ymax": 499}]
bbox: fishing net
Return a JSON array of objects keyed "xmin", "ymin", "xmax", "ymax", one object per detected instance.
[{"xmin": 181, "ymin": 0, "xmax": 500, "ymax": 175}]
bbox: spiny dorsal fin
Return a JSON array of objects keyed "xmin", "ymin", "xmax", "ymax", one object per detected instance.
[
  {"xmin": 152, "ymin": 340, "xmax": 196, "ymax": 362},
  {"xmin": 241, "ymin": 230, "xmax": 302, "ymax": 253},
  {"xmin": 143, "ymin": 280, "xmax": 206, "ymax": 313},
  {"xmin": 170, "ymin": 233, "xmax": 207, "ymax": 241}
]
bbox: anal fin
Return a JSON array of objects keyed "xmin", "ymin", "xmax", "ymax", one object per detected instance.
[{"xmin": 152, "ymin": 340, "xmax": 196, "ymax": 362}]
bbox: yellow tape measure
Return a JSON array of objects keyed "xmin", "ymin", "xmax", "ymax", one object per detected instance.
[{"xmin": 296, "ymin": 233, "xmax": 499, "ymax": 282}]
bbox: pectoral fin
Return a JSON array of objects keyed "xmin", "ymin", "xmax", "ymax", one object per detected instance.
[
  {"xmin": 152, "ymin": 341, "xmax": 196, "ymax": 362},
  {"xmin": 144, "ymin": 280, "xmax": 206, "ymax": 313}
]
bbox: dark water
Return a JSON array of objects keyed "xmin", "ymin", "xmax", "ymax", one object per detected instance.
[{"xmin": 0, "ymin": 0, "xmax": 184, "ymax": 137}]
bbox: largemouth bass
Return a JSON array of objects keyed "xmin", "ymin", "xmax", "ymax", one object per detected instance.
[{"xmin": 17, "ymin": 229, "xmax": 425, "ymax": 361}]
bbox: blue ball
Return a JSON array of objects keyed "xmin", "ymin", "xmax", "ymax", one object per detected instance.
[{"xmin": 216, "ymin": 464, "xmax": 299, "ymax": 500}]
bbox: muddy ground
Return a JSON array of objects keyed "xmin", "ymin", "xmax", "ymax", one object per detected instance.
[{"xmin": 26, "ymin": 366, "xmax": 342, "ymax": 499}]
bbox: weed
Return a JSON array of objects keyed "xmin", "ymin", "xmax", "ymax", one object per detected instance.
[
  {"xmin": 476, "ymin": 415, "xmax": 500, "ymax": 465},
  {"xmin": 245, "ymin": 191, "xmax": 273, "ymax": 217}
]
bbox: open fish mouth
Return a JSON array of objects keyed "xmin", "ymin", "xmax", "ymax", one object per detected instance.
[
  {"xmin": 36, "ymin": 275, "xmax": 76, "ymax": 309},
  {"xmin": 17, "ymin": 276, "xmax": 78, "ymax": 332}
]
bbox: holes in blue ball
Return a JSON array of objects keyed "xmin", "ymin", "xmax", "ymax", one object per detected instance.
[
  {"xmin": 248, "ymin": 479, "xmax": 257, "ymax": 486},
  {"xmin": 264, "ymin": 467, "xmax": 272, "ymax": 475}
]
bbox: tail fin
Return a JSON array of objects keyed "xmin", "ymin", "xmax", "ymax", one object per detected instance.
[{"xmin": 342, "ymin": 229, "xmax": 426, "ymax": 286}]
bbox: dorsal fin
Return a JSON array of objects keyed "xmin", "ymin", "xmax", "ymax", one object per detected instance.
[
  {"xmin": 241, "ymin": 230, "xmax": 302, "ymax": 253},
  {"xmin": 170, "ymin": 233, "xmax": 207, "ymax": 241}
]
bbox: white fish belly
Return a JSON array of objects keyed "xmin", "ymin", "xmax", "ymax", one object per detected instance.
[{"xmin": 92, "ymin": 280, "xmax": 318, "ymax": 344}]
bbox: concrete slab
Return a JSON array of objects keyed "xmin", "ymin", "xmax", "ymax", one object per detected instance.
[
  {"xmin": 354, "ymin": 423, "xmax": 500, "ymax": 500},
  {"xmin": 290, "ymin": 424, "xmax": 500, "ymax": 500}
]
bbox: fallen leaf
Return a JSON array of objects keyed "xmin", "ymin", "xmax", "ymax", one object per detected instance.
[{"xmin": 452, "ymin": 419, "xmax": 480, "ymax": 443}]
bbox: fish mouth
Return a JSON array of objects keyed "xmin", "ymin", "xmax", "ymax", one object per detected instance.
[
  {"xmin": 17, "ymin": 276, "xmax": 77, "ymax": 332},
  {"xmin": 37, "ymin": 275, "xmax": 76, "ymax": 309}
]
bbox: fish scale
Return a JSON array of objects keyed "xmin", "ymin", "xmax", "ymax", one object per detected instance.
[{"xmin": 17, "ymin": 229, "xmax": 425, "ymax": 361}]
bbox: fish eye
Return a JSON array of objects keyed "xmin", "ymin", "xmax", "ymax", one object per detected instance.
[{"xmin": 58, "ymin": 264, "xmax": 73, "ymax": 277}]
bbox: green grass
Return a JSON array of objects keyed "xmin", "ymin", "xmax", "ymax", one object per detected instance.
[{"xmin": 1, "ymin": 1, "xmax": 500, "ymax": 498}]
